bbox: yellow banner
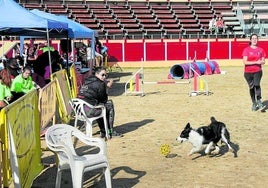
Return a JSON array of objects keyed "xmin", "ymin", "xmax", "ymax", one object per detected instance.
[
  {"xmin": 38, "ymin": 80, "xmax": 57, "ymax": 129},
  {"xmin": 69, "ymin": 64, "xmax": 78, "ymax": 98},
  {"xmin": 5, "ymin": 90, "xmax": 43, "ymax": 188},
  {"xmin": 51, "ymin": 69, "xmax": 72, "ymax": 123},
  {"xmin": 0, "ymin": 108, "xmax": 12, "ymax": 187}
]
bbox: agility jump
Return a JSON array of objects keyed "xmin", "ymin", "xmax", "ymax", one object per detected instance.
[
  {"xmin": 124, "ymin": 60, "xmax": 221, "ymax": 96},
  {"xmin": 124, "ymin": 65, "xmax": 190, "ymax": 96},
  {"xmin": 125, "ymin": 50, "xmax": 221, "ymax": 96},
  {"xmin": 124, "ymin": 67, "xmax": 144, "ymax": 96}
]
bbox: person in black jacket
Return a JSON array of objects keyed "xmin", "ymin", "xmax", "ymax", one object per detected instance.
[
  {"xmin": 78, "ymin": 66, "xmax": 122, "ymax": 138},
  {"xmin": 6, "ymin": 58, "xmax": 21, "ymax": 79}
]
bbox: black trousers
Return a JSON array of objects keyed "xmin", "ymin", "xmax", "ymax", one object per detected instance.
[
  {"xmin": 84, "ymin": 100, "xmax": 115, "ymax": 134},
  {"xmin": 244, "ymin": 70, "xmax": 263, "ymax": 103}
]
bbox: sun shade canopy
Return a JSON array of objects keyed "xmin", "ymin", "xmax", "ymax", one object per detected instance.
[{"xmin": 0, "ymin": 0, "xmax": 68, "ymax": 37}]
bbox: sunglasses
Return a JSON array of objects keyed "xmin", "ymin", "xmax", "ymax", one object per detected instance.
[{"xmin": 101, "ymin": 73, "xmax": 107, "ymax": 77}]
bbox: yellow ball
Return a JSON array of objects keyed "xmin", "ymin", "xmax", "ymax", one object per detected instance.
[{"xmin": 160, "ymin": 144, "xmax": 171, "ymax": 156}]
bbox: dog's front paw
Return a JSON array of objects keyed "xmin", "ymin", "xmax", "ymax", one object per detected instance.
[
  {"xmin": 211, "ymin": 150, "xmax": 219, "ymax": 155},
  {"xmin": 211, "ymin": 146, "xmax": 220, "ymax": 155},
  {"xmin": 204, "ymin": 149, "xmax": 211, "ymax": 155}
]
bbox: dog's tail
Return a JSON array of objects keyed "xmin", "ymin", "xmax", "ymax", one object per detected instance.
[
  {"xmin": 224, "ymin": 128, "xmax": 231, "ymax": 142},
  {"xmin": 210, "ymin": 116, "xmax": 217, "ymax": 123}
]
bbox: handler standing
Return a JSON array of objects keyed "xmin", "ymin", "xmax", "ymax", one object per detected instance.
[{"xmin": 242, "ymin": 33, "xmax": 266, "ymax": 111}]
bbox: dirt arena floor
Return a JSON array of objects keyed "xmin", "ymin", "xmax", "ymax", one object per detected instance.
[{"xmin": 33, "ymin": 65, "xmax": 268, "ymax": 188}]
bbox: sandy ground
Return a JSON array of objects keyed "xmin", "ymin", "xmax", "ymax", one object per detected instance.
[{"xmin": 32, "ymin": 65, "xmax": 268, "ymax": 188}]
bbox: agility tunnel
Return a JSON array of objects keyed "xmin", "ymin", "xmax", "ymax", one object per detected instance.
[{"xmin": 169, "ymin": 61, "xmax": 221, "ymax": 79}]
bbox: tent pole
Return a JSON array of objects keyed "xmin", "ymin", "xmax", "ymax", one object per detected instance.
[
  {"xmin": 71, "ymin": 40, "xmax": 74, "ymax": 62},
  {"xmin": 90, "ymin": 35, "xmax": 95, "ymax": 75},
  {"xmin": 46, "ymin": 28, "xmax": 52, "ymax": 81},
  {"xmin": 66, "ymin": 37, "xmax": 69, "ymax": 70},
  {"xmin": 19, "ymin": 36, "xmax": 26, "ymax": 66},
  {"xmin": 1, "ymin": 36, "xmax": 3, "ymax": 60},
  {"xmin": 19, "ymin": 36, "xmax": 24, "ymax": 57}
]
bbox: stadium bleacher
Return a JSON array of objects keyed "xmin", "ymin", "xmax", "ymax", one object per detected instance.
[{"xmin": 18, "ymin": 0, "xmax": 268, "ymax": 39}]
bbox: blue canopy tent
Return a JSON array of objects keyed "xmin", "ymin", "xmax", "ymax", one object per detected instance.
[{"xmin": 0, "ymin": 0, "xmax": 68, "ymax": 37}]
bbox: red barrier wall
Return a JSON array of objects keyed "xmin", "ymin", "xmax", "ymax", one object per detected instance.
[
  {"xmin": 210, "ymin": 41, "xmax": 229, "ymax": 59},
  {"xmin": 125, "ymin": 42, "xmax": 144, "ymax": 61},
  {"xmin": 104, "ymin": 42, "xmax": 123, "ymax": 62},
  {"xmin": 103, "ymin": 39, "xmax": 268, "ymax": 63},
  {"xmin": 146, "ymin": 41, "xmax": 165, "ymax": 61},
  {"xmin": 231, "ymin": 40, "xmax": 248, "ymax": 59},
  {"xmin": 188, "ymin": 41, "xmax": 208, "ymax": 60},
  {"xmin": 167, "ymin": 41, "xmax": 187, "ymax": 60}
]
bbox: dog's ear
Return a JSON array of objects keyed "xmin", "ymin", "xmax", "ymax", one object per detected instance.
[{"xmin": 186, "ymin": 123, "xmax": 191, "ymax": 129}]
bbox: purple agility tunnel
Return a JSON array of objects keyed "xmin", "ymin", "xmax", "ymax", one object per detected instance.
[
  {"xmin": 169, "ymin": 61, "xmax": 221, "ymax": 79},
  {"xmin": 169, "ymin": 63, "xmax": 192, "ymax": 79}
]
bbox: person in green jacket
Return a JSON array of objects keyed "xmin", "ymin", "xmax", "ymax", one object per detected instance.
[
  {"xmin": 40, "ymin": 41, "xmax": 55, "ymax": 53},
  {"xmin": 11, "ymin": 66, "xmax": 35, "ymax": 97}
]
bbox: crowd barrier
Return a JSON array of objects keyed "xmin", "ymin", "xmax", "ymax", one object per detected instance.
[{"xmin": 0, "ymin": 65, "xmax": 78, "ymax": 187}]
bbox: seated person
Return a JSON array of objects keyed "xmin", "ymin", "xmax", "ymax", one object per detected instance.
[
  {"xmin": 11, "ymin": 66, "xmax": 36, "ymax": 100},
  {"xmin": 99, "ymin": 45, "xmax": 108, "ymax": 66},
  {"xmin": 78, "ymin": 66, "xmax": 122, "ymax": 138},
  {"xmin": 6, "ymin": 57, "xmax": 21, "ymax": 79},
  {"xmin": 215, "ymin": 17, "xmax": 225, "ymax": 33},
  {"xmin": 0, "ymin": 68, "xmax": 13, "ymax": 109},
  {"xmin": 209, "ymin": 16, "xmax": 217, "ymax": 32},
  {"xmin": 100, "ymin": 45, "xmax": 108, "ymax": 55},
  {"xmin": 86, "ymin": 44, "xmax": 103, "ymax": 67}
]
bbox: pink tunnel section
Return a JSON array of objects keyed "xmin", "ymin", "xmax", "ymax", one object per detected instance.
[{"xmin": 168, "ymin": 61, "xmax": 221, "ymax": 79}]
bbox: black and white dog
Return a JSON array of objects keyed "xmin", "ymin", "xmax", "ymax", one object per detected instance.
[{"xmin": 177, "ymin": 117, "xmax": 234, "ymax": 156}]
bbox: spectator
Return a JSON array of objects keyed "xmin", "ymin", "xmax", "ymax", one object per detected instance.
[
  {"xmin": 209, "ymin": 16, "xmax": 217, "ymax": 32},
  {"xmin": 6, "ymin": 57, "xmax": 21, "ymax": 79},
  {"xmin": 100, "ymin": 45, "xmax": 108, "ymax": 66},
  {"xmin": 12, "ymin": 43, "xmax": 20, "ymax": 58},
  {"xmin": 96, "ymin": 37, "xmax": 108, "ymax": 60},
  {"xmin": 0, "ymin": 68, "xmax": 13, "ymax": 109},
  {"xmin": 22, "ymin": 43, "xmax": 29, "ymax": 65},
  {"xmin": 215, "ymin": 17, "xmax": 225, "ymax": 33},
  {"xmin": 40, "ymin": 41, "xmax": 55, "ymax": 53},
  {"xmin": 86, "ymin": 43, "xmax": 103, "ymax": 67},
  {"xmin": 242, "ymin": 33, "xmax": 266, "ymax": 111},
  {"xmin": 78, "ymin": 66, "xmax": 122, "ymax": 138},
  {"xmin": 33, "ymin": 50, "xmax": 62, "ymax": 85},
  {"xmin": 27, "ymin": 43, "xmax": 39, "ymax": 67},
  {"xmin": 11, "ymin": 66, "xmax": 36, "ymax": 99}
]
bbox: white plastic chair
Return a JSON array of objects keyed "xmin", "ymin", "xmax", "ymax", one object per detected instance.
[
  {"xmin": 69, "ymin": 98, "xmax": 109, "ymax": 139},
  {"xmin": 45, "ymin": 124, "xmax": 112, "ymax": 188}
]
